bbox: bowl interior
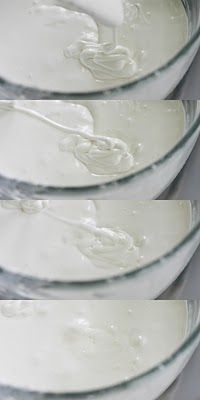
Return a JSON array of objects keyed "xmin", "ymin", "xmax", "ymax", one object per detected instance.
[
  {"xmin": 0, "ymin": 100, "xmax": 199, "ymax": 196},
  {"xmin": 0, "ymin": 300, "xmax": 199, "ymax": 400}
]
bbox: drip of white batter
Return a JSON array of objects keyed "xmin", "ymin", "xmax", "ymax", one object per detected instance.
[
  {"xmin": 0, "ymin": 300, "xmax": 187, "ymax": 393},
  {"xmin": 60, "ymin": 133, "xmax": 134, "ymax": 175},
  {"xmin": 0, "ymin": 101, "xmax": 134, "ymax": 176},
  {"xmin": 64, "ymin": 24, "xmax": 137, "ymax": 81},
  {"xmin": 47, "ymin": 210, "xmax": 140, "ymax": 268},
  {"xmin": 1, "ymin": 200, "xmax": 140, "ymax": 269}
]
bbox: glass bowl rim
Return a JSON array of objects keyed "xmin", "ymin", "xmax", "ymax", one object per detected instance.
[
  {"xmin": 0, "ymin": 0, "xmax": 200, "ymax": 97},
  {"xmin": 0, "ymin": 200, "xmax": 200, "ymax": 288},
  {"xmin": 0, "ymin": 101, "xmax": 199, "ymax": 195},
  {"xmin": 0, "ymin": 300, "xmax": 199, "ymax": 398}
]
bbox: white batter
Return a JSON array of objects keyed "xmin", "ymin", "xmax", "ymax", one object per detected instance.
[
  {"xmin": 0, "ymin": 0, "xmax": 188, "ymax": 92},
  {"xmin": 0, "ymin": 100, "xmax": 185, "ymax": 187},
  {"xmin": 0, "ymin": 300, "xmax": 187, "ymax": 392},
  {"xmin": 0, "ymin": 200, "xmax": 191, "ymax": 281}
]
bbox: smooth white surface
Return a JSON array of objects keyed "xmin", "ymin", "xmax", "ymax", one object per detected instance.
[
  {"xmin": 0, "ymin": 200, "xmax": 191, "ymax": 281},
  {"xmin": 0, "ymin": 101, "xmax": 185, "ymax": 187},
  {"xmin": 0, "ymin": 0, "xmax": 188, "ymax": 92},
  {"xmin": 0, "ymin": 300, "xmax": 187, "ymax": 393}
]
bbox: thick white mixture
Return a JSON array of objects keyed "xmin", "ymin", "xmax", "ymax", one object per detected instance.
[
  {"xmin": 0, "ymin": 200, "xmax": 191, "ymax": 281},
  {"xmin": 0, "ymin": 100, "xmax": 185, "ymax": 187},
  {"xmin": 0, "ymin": 300, "xmax": 187, "ymax": 392},
  {"xmin": 0, "ymin": 0, "xmax": 188, "ymax": 92}
]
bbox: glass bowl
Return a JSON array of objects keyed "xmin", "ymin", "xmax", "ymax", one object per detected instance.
[
  {"xmin": 0, "ymin": 100, "xmax": 199, "ymax": 200},
  {"xmin": 0, "ymin": 300, "xmax": 199, "ymax": 400},
  {"xmin": 0, "ymin": 1, "xmax": 199, "ymax": 100},
  {"xmin": 0, "ymin": 201, "xmax": 199, "ymax": 300}
]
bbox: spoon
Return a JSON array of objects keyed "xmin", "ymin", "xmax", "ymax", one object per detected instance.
[{"xmin": 61, "ymin": 0, "xmax": 124, "ymax": 27}]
